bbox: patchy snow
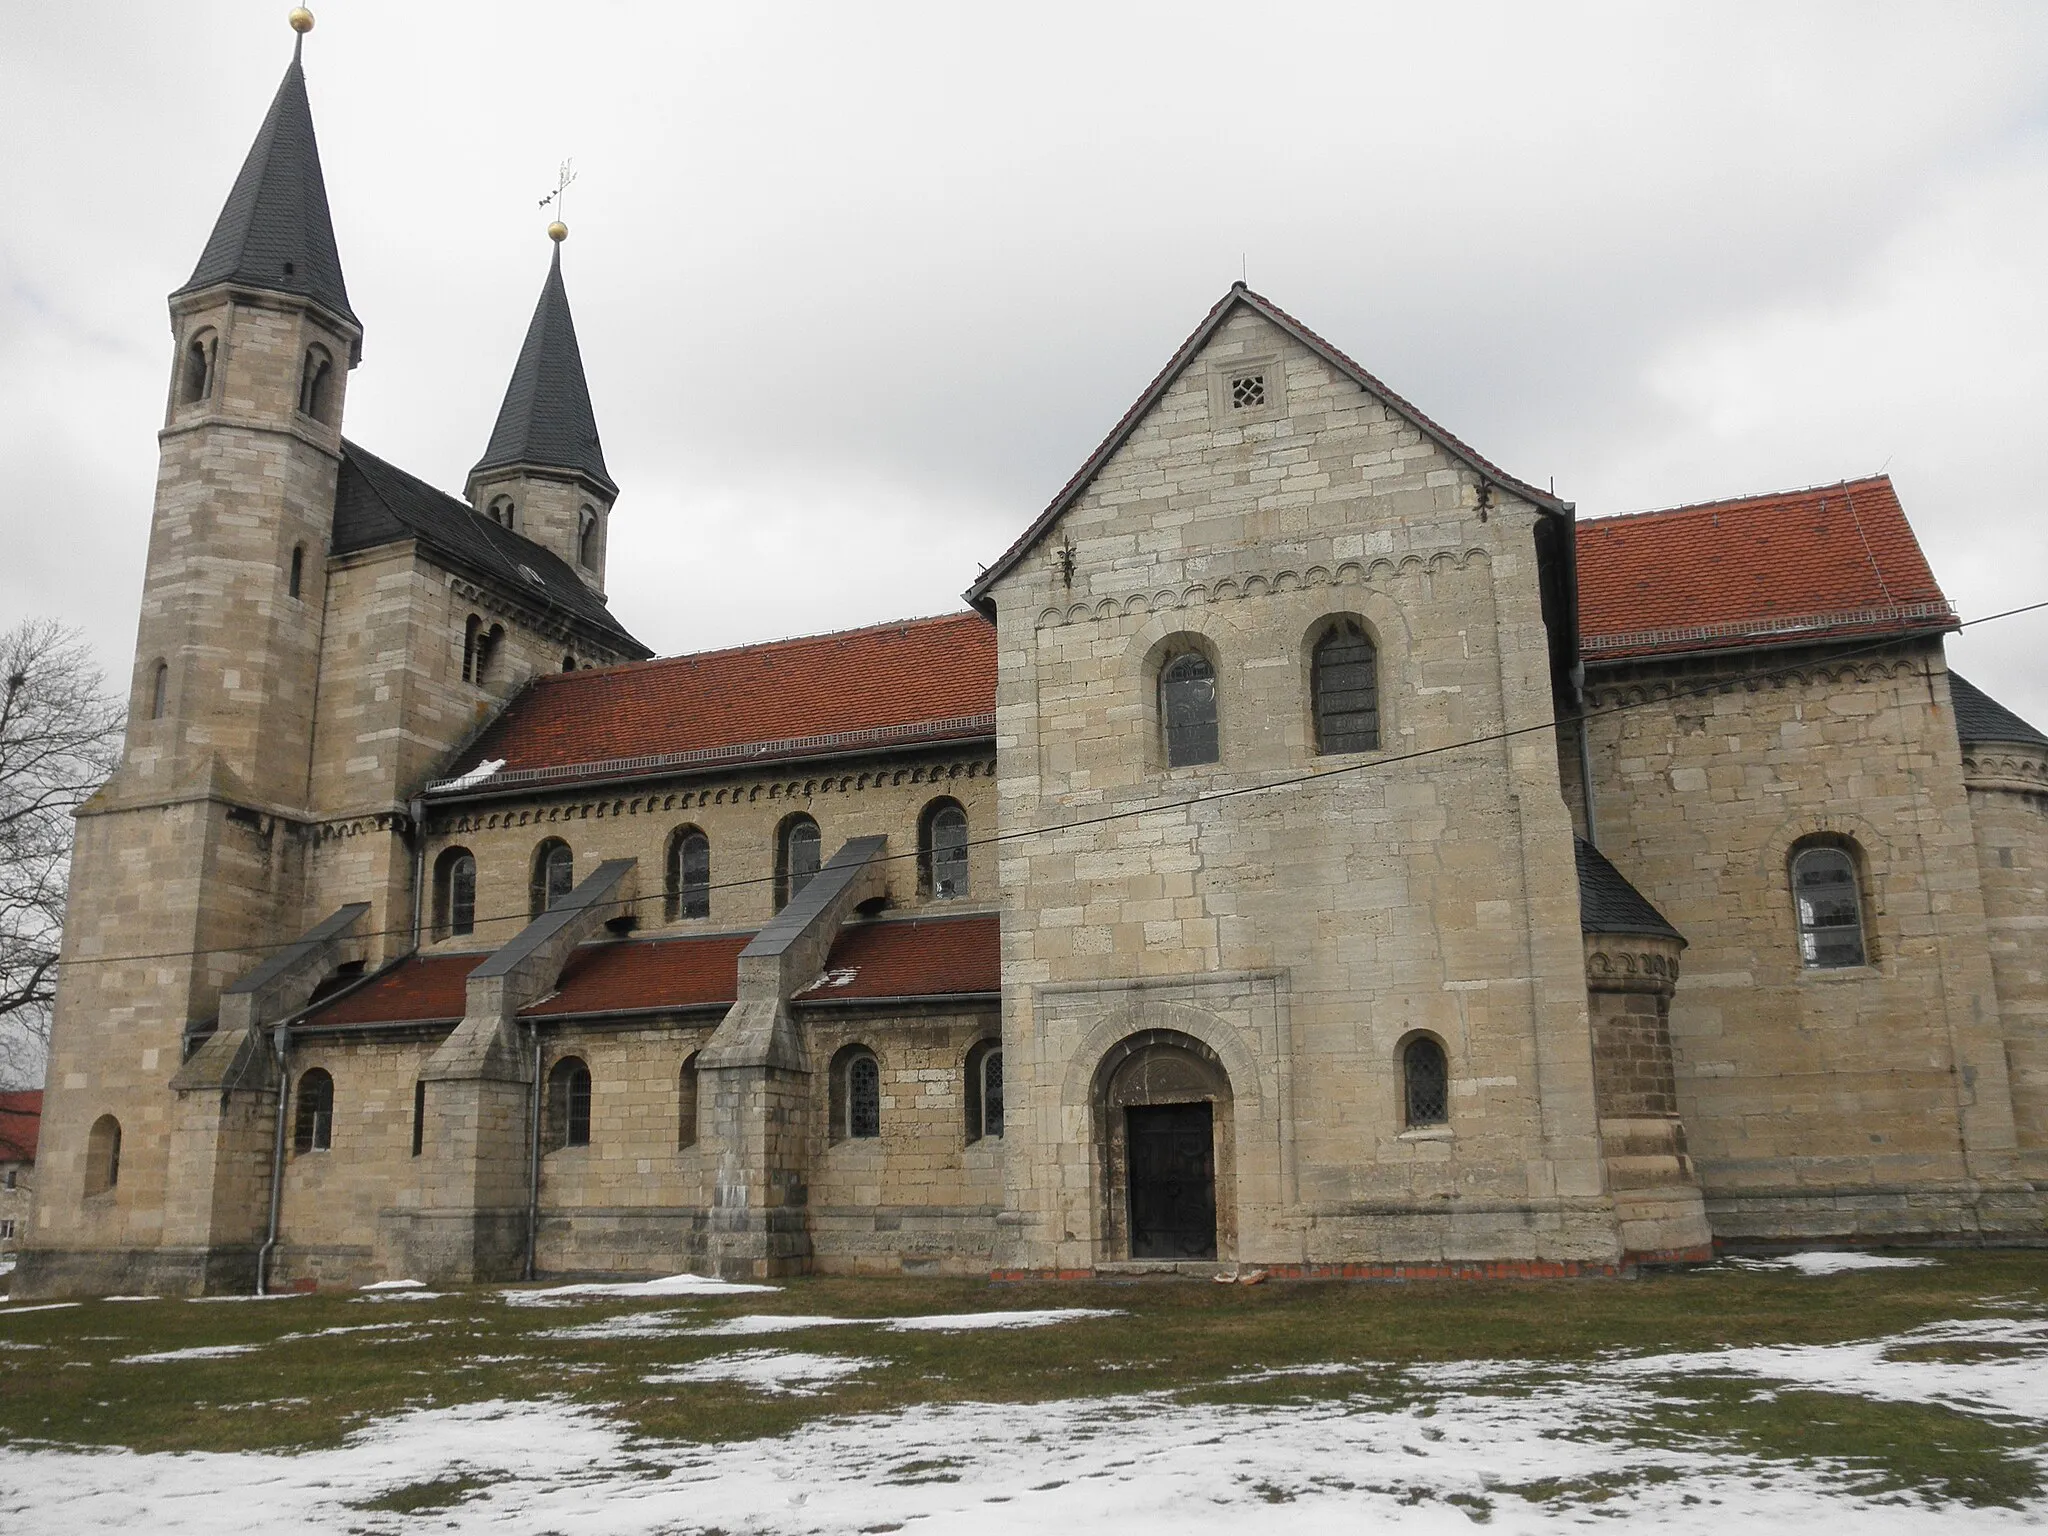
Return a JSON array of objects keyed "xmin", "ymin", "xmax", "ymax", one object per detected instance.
[
  {"xmin": 539, "ymin": 1309, "xmax": 694, "ymax": 1341},
  {"xmin": 3, "ymin": 1315, "xmax": 2046, "ymax": 1532},
  {"xmin": 1729, "ymin": 1251, "xmax": 1942, "ymax": 1276},
  {"xmin": 502, "ymin": 1273, "xmax": 778, "ymax": 1307},
  {"xmin": 647, "ymin": 1349, "xmax": 872, "ymax": 1395},
  {"xmin": 117, "ymin": 1343, "xmax": 262, "ymax": 1364},
  {"xmin": 358, "ymin": 1278, "xmax": 426, "ymax": 1291},
  {"xmin": 882, "ymin": 1308, "xmax": 1122, "ymax": 1332},
  {"xmin": 686, "ymin": 1314, "xmax": 867, "ymax": 1338},
  {"xmin": 349, "ymin": 1289, "xmax": 448, "ymax": 1302},
  {"xmin": 101, "ymin": 1296, "xmax": 162, "ymax": 1303},
  {"xmin": 187, "ymin": 1293, "xmax": 299, "ymax": 1304},
  {"xmin": 0, "ymin": 1302, "xmax": 78, "ymax": 1316}
]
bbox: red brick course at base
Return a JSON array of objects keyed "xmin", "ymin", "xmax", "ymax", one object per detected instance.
[{"xmin": 989, "ymin": 1259, "xmax": 1644, "ymax": 1282}]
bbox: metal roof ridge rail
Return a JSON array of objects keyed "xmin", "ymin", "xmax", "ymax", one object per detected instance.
[
  {"xmin": 425, "ymin": 712, "xmax": 996, "ymax": 794},
  {"xmin": 1581, "ymin": 600, "xmax": 1956, "ymax": 654}
]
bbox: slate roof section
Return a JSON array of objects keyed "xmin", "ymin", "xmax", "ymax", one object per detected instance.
[
  {"xmin": 469, "ymin": 245, "xmax": 615, "ymax": 496},
  {"xmin": 1576, "ymin": 839, "xmax": 1685, "ymax": 943},
  {"xmin": 0, "ymin": 1090, "xmax": 42, "ymax": 1164},
  {"xmin": 438, "ymin": 612, "xmax": 993, "ymax": 787},
  {"xmin": 1577, "ymin": 476, "xmax": 1955, "ymax": 661},
  {"xmin": 966, "ymin": 282, "xmax": 1566, "ymax": 612},
  {"xmin": 301, "ymin": 915, "xmax": 1000, "ymax": 1027},
  {"xmin": 173, "ymin": 56, "xmax": 357, "ymax": 335},
  {"xmin": 332, "ymin": 440, "xmax": 649, "ymax": 656},
  {"xmin": 1950, "ymin": 674, "xmax": 2048, "ymax": 748}
]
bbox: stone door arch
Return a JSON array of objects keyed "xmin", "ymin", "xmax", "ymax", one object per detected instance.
[{"xmin": 1093, "ymin": 1029, "xmax": 1236, "ymax": 1262}]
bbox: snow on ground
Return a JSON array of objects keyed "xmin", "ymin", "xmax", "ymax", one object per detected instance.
[
  {"xmin": 5, "ymin": 1314, "xmax": 2046, "ymax": 1532},
  {"xmin": 648, "ymin": 1349, "xmax": 873, "ymax": 1395},
  {"xmin": 539, "ymin": 1309, "xmax": 696, "ymax": 1341},
  {"xmin": 1729, "ymin": 1252, "xmax": 1943, "ymax": 1276},
  {"xmin": 687, "ymin": 1314, "xmax": 867, "ymax": 1338},
  {"xmin": 116, "ymin": 1343, "xmax": 262, "ymax": 1365},
  {"xmin": 0, "ymin": 1302, "xmax": 77, "ymax": 1316},
  {"xmin": 501, "ymin": 1273, "xmax": 779, "ymax": 1306},
  {"xmin": 358, "ymin": 1279, "xmax": 426, "ymax": 1291},
  {"xmin": 882, "ymin": 1308, "xmax": 1123, "ymax": 1332}
]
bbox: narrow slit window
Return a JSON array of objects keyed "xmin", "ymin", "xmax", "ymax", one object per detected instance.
[
  {"xmin": 288, "ymin": 544, "xmax": 305, "ymax": 599},
  {"xmin": 411, "ymin": 1079, "xmax": 426, "ymax": 1158},
  {"xmin": 150, "ymin": 660, "xmax": 168, "ymax": 720},
  {"xmin": 678, "ymin": 1053, "xmax": 700, "ymax": 1149}
]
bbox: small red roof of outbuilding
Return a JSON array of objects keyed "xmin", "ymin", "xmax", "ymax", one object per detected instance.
[
  {"xmin": 439, "ymin": 612, "xmax": 995, "ymax": 790},
  {"xmin": 0, "ymin": 1090, "xmax": 42, "ymax": 1163},
  {"xmin": 302, "ymin": 915, "xmax": 1000, "ymax": 1028},
  {"xmin": 1577, "ymin": 476, "xmax": 1954, "ymax": 661}
]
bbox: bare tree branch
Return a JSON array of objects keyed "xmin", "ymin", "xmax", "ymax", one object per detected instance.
[{"xmin": 0, "ymin": 619, "xmax": 124, "ymax": 1089}]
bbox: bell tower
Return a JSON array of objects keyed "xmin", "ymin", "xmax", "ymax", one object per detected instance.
[
  {"xmin": 14, "ymin": 10, "xmax": 361, "ymax": 1297},
  {"xmin": 466, "ymin": 225, "xmax": 619, "ymax": 594}
]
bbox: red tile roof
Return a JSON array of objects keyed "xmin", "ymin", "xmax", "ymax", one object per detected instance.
[
  {"xmin": 1577, "ymin": 476, "xmax": 1954, "ymax": 661},
  {"xmin": 437, "ymin": 612, "xmax": 995, "ymax": 792},
  {"xmin": 302, "ymin": 916, "xmax": 999, "ymax": 1027},
  {"xmin": 0, "ymin": 1090, "xmax": 42, "ymax": 1164}
]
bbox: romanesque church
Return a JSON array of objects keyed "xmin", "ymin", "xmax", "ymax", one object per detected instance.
[{"xmin": 18, "ymin": 22, "xmax": 2046, "ymax": 1296}]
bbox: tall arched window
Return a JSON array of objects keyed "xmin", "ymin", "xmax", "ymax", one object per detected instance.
[
  {"xmin": 919, "ymin": 799, "xmax": 969, "ymax": 901},
  {"xmin": 577, "ymin": 506, "xmax": 598, "ymax": 568},
  {"xmin": 678, "ymin": 1052, "xmax": 700, "ymax": 1149},
  {"xmin": 288, "ymin": 544, "xmax": 305, "ymax": 600},
  {"xmin": 530, "ymin": 838, "xmax": 574, "ymax": 918},
  {"xmin": 433, "ymin": 848, "xmax": 476, "ymax": 939},
  {"xmin": 462, "ymin": 615, "xmax": 483, "ymax": 683},
  {"xmin": 547, "ymin": 1056, "xmax": 592, "ymax": 1149},
  {"xmin": 293, "ymin": 1068, "xmax": 334, "ymax": 1153},
  {"xmin": 487, "ymin": 496, "xmax": 515, "ymax": 530},
  {"xmin": 297, "ymin": 345, "xmax": 334, "ymax": 422},
  {"xmin": 149, "ymin": 660, "xmax": 168, "ymax": 720},
  {"xmin": 1402, "ymin": 1036, "xmax": 1449, "ymax": 1129},
  {"xmin": 1160, "ymin": 649, "xmax": 1220, "ymax": 767},
  {"xmin": 85, "ymin": 1114, "xmax": 122, "ymax": 1197},
  {"xmin": 830, "ymin": 1045, "xmax": 882, "ymax": 1142},
  {"xmin": 666, "ymin": 827, "xmax": 710, "ymax": 921},
  {"xmin": 1312, "ymin": 619, "xmax": 1380, "ymax": 754},
  {"xmin": 180, "ymin": 330, "xmax": 215, "ymax": 405},
  {"xmin": 775, "ymin": 814, "xmax": 822, "ymax": 911},
  {"xmin": 965, "ymin": 1038, "xmax": 1003, "ymax": 1141},
  {"xmin": 1793, "ymin": 842, "xmax": 1867, "ymax": 968}
]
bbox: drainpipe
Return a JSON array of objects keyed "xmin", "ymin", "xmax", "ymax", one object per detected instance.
[
  {"xmin": 257, "ymin": 1024, "xmax": 292, "ymax": 1296},
  {"xmin": 407, "ymin": 795, "xmax": 428, "ymax": 947},
  {"xmin": 524, "ymin": 1025, "xmax": 543, "ymax": 1282},
  {"xmin": 1572, "ymin": 660, "xmax": 1599, "ymax": 850}
]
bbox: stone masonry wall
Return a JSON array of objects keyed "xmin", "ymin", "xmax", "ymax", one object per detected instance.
[
  {"xmin": 987, "ymin": 307, "xmax": 1610, "ymax": 1273},
  {"xmin": 1587, "ymin": 649, "xmax": 2037, "ymax": 1241},
  {"xmin": 1961, "ymin": 743, "xmax": 2048, "ymax": 1185}
]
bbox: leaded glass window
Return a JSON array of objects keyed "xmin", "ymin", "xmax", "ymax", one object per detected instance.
[
  {"xmin": 531, "ymin": 839, "xmax": 574, "ymax": 918},
  {"xmin": 777, "ymin": 816, "xmax": 821, "ymax": 910},
  {"xmin": 1403, "ymin": 1037, "xmax": 1448, "ymax": 1128},
  {"xmin": 1161, "ymin": 650, "xmax": 1219, "ymax": 767},
  {"xmin": 668, "ymin": 829, "xmax": 710, "ymax": 921},
  {"xmin": 848, "ymin": 1053, "xmax": 881, "ymax": 1139},
  {"xmin": 923, "ymin": 801, "xmax": 969, "ymax": 900},
  {"xmin": 1312, "ymin": 621, "xmax": 1380, "ymax": 754},
  {"xmin": 1794, "ymin": 845, "xmax": 1866, "ymax": 968}
]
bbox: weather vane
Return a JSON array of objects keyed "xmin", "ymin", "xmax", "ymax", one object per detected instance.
[{"xmin": 539, "ymin": 159, "xmax": 578, "ymax": 241}]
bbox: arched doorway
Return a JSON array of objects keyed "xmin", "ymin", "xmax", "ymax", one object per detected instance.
[{"xmin": 1093, "ymin": 1030, "xmax": 1235, "ymax": 1261}]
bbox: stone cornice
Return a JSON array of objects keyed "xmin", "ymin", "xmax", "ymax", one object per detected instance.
[
  {"xmin": 1034, "ymin": 547, "xmax": 1490, "ymax": 631},
  {"xmin": 1584, "ymin": 932, "xmax": 1683, "ymax": 993},
  {"xmin": 1962, "ymin": 742, "xmax": 2048, "ymax": 796}
]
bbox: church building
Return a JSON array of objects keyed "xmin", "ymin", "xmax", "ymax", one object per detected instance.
[{"xmin": 17, "ymin": 18, "xmax": 2046, "ymax": 1296}]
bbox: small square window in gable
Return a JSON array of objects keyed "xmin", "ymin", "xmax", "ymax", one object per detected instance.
[{"xmin": 1207, "ymin": 354, "xmax": 1284, "ymax": 426}]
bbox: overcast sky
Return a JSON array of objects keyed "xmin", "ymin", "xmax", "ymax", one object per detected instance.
[{"xmin": 5, "ymin": 1, "xmax": 2045, "ymax": 725}]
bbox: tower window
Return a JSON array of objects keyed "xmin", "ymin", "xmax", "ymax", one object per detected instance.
[
  {"xmin": 149, "ymin": 660, "xmax": 168, "ymax": 720},
  {"xmin": 434, "ymin": 848, "xmax": 476, "ymax": 938},
  {"xmin": 1160, "ymin": 649, "xmax": 1220, "ymax": 767},
  {"xmin": 919, "ymin": 798, "xmax": 969, "ymax": 901},
  {"xmin": 666, "ymin": 827, "xmax": 711, "ymax": 921},
  {"xmin": 775, "ymin": 814, "xmax": 822, "ymax": 911},
  {"xmin": 547, "ymin": 1056, "xmax": 592, "ymax": 1149},
  {"xmin": 531, "ymin": 838, "xmax": 575, "ymax": 918},
  {"xmin": 1312, "ymin": 619, "xmax": 1380, "ymax": 754},
  {"xmin": 1793, "ymin": 842, "xmax": 1868, "ymax": 968},
  {"xmin": 486, "ymin": 496, "xmax": 515, "ymax": 530},
  {"xmin": 180, "ymin": 331, "xmax": 216, "ymax": 405},
  {"xmin": 297, "ymin": 345, "xmax": 334, "ymax": 423},
  {"xmin": 293, "ymin": 1068, "xmax": 334, "ymax": 1153},
  {"xmin": 288, "ymin": 544, "xmax": 305, "ymax": 599},
  {"xmin": 85, "ymin": 1114, "xmax": 122, "ymax": 1196},
  {"xmin": 1402, "ymin": 1036, "xmax": 1449, "ymax": 1128},
  {"xmin": 562, "ymin": 653, "xmax": 577, "ymax": 672},
  {"xmin": 577, "ymin": 506, "xmax": 598, "ymax": 568}
]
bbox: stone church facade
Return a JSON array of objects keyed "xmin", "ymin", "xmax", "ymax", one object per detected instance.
[{"xmin": 17, "ymin": 33, "xmax": 2047, "ymax": 1296}]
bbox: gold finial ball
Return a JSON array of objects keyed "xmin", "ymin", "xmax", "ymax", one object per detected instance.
[
  {"xmin": 289, "ymin": 8, "xmax": 314, "ymax": 34},
  {"xmin": 548, "ymin": 221, "xmax": 569, "ymax": 243}
]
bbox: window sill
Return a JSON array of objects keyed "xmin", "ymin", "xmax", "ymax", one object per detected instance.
[
  {"xmin": 1795, "ymin": 964, "xmax": 1882, "ymax": 983},
  {"xmin": 1398, "ymin": 1125, "xmax": 1454, "ymax": 1142}
]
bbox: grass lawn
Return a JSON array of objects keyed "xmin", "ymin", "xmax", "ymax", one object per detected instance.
[{"xmin": 2, "ymin": 1250, "xmax": 2045, "ymax": 1530}]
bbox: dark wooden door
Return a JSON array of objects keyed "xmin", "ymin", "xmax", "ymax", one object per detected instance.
[{"xmin": 1127, "ymin": 1102, "xmax": 1216, "ymax": 1259}]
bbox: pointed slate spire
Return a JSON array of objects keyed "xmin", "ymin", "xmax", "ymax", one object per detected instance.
[
  {"xmin": 469, "ymin": 242, "xmax": 615, "ymax": 496},
  {"xmin": 174, "ymin": 53, "xmax": 357, "ymax": 333}
]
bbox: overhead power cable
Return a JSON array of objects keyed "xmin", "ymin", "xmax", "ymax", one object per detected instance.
[{"xmin": 51, "ymin": 598, "xmax": 2048, "ymax": 974}]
